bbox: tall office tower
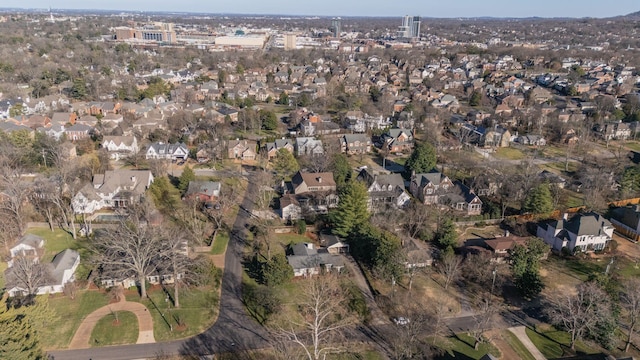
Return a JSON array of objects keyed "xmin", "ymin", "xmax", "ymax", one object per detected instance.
[
  {"xmin": 331, "ymin": 17, "xmax": 342, "ymax": 38},
  {"xmin": 398, "ymin": 15, "xmax": 421, "ymax": 39},
  {"xmin": 411, "ymin": 16, "xmax": 421, "ymax": 38},
  {"xmin": 284, "ymin": 33, "xmax": 297, "ymax": 50}
]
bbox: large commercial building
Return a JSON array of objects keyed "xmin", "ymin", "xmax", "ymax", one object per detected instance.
[
  {"xmin": 114, "ymin": 22, "xmax": 177, "ymax": 44},
  {"xmin": 397, "ymin": 15, "xmax": 421, "ymax": 39},
  {"xmin": 284, "ymin": 33, "xmax": 297, "ymax": 50},
  {"xmin": 331, "ymin": 17, "xmax": 342, "ymax": 38}
]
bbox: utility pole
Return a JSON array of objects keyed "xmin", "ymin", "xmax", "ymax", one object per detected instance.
[{"xmin": 42, "ymin": 149, "xmax": 47, "ymax": 167}]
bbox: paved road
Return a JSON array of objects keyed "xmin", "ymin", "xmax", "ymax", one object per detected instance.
[{"xmin": 49, "ymin": 169, "xmax": 269, "ymax": 360}]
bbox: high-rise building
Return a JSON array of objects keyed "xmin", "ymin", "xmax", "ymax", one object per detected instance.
[
  {"xmin": 397, "ymin": 15, "xmax": 421, "ymax": 39},
  {"xmin": 331, "ymin": 17, "xmax": 342, "ymax": 38},
  {"xmin": 284, "ymin": 33, "xmax": 297, "ymax": 50}
]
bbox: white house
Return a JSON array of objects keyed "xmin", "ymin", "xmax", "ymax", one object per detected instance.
[
  {"xmin": 72, "ymin": 170, "xmax": 154, "ymax": 214},
  {"xmin": 5, "ymin": 238, "xmax": 80, "ymax": 297},
  {"xmin": 145, "ymin": 142, "xmax": 189, "ymax": 161},
  {"xmin": 7, "ymin": 234, "xmax": 44, "ymax": 268},
  {"xmin": 536, "ymin": 212, "xmax": 613, "ymax": 253},
  {"xmin": 101, "ymin": 136, "xmax": 139, "ymax": 160}
]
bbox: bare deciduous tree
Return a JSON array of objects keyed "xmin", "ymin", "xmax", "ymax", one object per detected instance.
[
  {"xmin": 7, "ymin": 256, "xmax": 50, "ymax": 297},
  {"xmin": 0, "ymin": 165, "xmax": 32, "ymax": 235},
  {"xmin": 91, "ymin": 202, "xmax": 171, "ymax": 298},
  {"xmin": 546, "ymin": 282, "xmax": 613, "ymax": 350},
  {"xmin": 437, "ymin": 251, "xmax": 462, "ymax": 290},
  {"xmin": 621, "ymin": 278, "xmax": 640, "ymax": 352},
  {"xmin": 276, "ymin": 275, "xmax": 354, "ymax": 360}
]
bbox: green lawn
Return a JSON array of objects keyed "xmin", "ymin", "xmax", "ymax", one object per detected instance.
[
  {"xmin": 26, "ymin": 228, "xmax": 80, "ymax": 262},
  {"xmin": 277, "ymin": 233, "xmax": 310, "ymax": 246},
  {"xmin": 526, "ymin": 326, "xmax": 597, "ymax": 359},
  {"xmin": 625, "ymin": 141, "xmax": 640, "ymax": 152},
  {"xmin": 90, "ymin": 311, "xmax": 139, "ymax": 347},
  {"xmin": 211, "ymin": 230, "xmax": 229, "ymax": 255},
  {"xmin": 434, "ymin": 333, "xmax": 501, "ymax": 359},
  {"xmin": 503, "ymin": 330, "xmax": 536, "ymax": 360},
  {"xmin": 126, "ymin": 286, "xmax": 219, "ymax": 341},
  {"xmin": 543, "ymin": 256, "xmax": 606, "ymax": 282},
  {"xmin": 41, "ymin": 290, "xmax": 110, "ymax": 349},
  {"xmin": 494, "ymin": 147, "xmax": 525, "ymax": 160}
]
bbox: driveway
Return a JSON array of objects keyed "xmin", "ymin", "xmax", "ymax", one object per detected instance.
[{"xmin": 68, "ymin": 296, "xmax": 155, "ymax": 349}]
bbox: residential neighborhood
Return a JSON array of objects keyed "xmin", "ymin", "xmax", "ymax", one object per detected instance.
[{"xmin": 4, "ymin": 5, "xmax": 640, "ymax": 360}]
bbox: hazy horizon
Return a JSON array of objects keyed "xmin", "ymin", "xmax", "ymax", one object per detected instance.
[{"xmin": 1, "ymin": 0, "xmax": 638, "ymax": 19}]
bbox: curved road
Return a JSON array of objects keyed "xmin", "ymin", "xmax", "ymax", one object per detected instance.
[{"xmin": 49, "ymin": 170, "xmax": 270, "ymax": 360}]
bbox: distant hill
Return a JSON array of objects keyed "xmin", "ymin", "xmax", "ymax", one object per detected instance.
[{"xmin": 625, "ymin": 10, "xmax": 640, "ymax": 17}]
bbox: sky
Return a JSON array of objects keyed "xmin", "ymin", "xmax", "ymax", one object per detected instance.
[{"xmin": 2, "ymin": 0, "xmax": 639, "ymax": 18}]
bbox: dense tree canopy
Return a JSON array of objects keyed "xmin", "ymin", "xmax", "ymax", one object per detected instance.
[
  {"xmin": 510, "ymin": 238, "xmax": 547, "ymax": 298},
  {"xmin": 330, "ymin": 181, "xmax": 369, "ymax": 238},
  {"xmin": 405, "ymin": 141, "xmax": 437, "ymax": 175},
  {"xmin": 523, "ymin": 183, "xmax": 553, "ymax": 214}
]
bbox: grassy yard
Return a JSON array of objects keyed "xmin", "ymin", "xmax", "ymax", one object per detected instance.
[
  {"xmin": 503, "ymin": 330, "xmax": 536, "ymax": 360},
  {"xmin": 90, "ymin": 311, "xmax": 139, "ymax": 347},
  {"xmin": 125, "ymin": 286, "xmax": 219, "ymax": 341},
  {"xmin": 41, "ymin": 290, "xmax": 110, "ymax": 349},
  {"xmin": 494, "ymin": 147, "xmax": 525, "ymax": 160},
  {"xmin": 624, "ymin": 141, "xmax": 640, "ymax": 152},
  {"xmin": 26, "ymin": 228, "xmax": 80, "ymax": 262},
  {"xmin": 211, "ymin": 230, "xmax": 229, "ymax": 255},
  {"xmin": 434, "ymin": 333, "xmax": 501, "ymax": 359},
  {"xmin": 526, "ymin": 325, "xmax": 597, "ymax": 359}
]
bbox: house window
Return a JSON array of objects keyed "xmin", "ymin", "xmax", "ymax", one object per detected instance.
[{"xmin": 426, "ymin": 188, "xmax": 433, "ymax": 194}]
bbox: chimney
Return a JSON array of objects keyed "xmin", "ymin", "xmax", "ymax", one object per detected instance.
[
  {"xmin": 317, "ymin": 177, "xmax": 322, "ymax": 183},
  {"xmin": 504, "ymin": 229, "xmax": 510, "ymax": 237},
  {"xmin": 562, "ymin": 213, "xmax": 569, "ymax": 220}
]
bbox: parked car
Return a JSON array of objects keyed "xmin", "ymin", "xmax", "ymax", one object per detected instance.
[{"xmin": 393, "ymin": 317, "xmax": 410, "ymax": 326}]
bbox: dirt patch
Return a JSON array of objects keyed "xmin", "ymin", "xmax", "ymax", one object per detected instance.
[{"xmin": 487, "ymin": 330, "xmax": 519, "ymax": 360}]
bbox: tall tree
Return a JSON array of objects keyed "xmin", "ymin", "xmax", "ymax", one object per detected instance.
[
  {"xmin": 91, "ymin": 202, "xmax": 171, "ymax": 298},
  {"xmin": 523, "ymin": 183, "xmax": 553, "ymax": 214},
  {"xmin": 260, "ymin": 109, "xmax": 278, "ymax": 130},
  {"xmin": 547, "ymin": 282, "xmax": 614, "ymax": 350},
  {"xmin": 0, "ymin": 304, "xmax": 43, "ymax": 360},
  {"xmin": 438, "ymin": 250, "xmax": 462, "ymax": 290},
  {"xmin": 178, "ymin": 165, "xmax": 195, "ymax": 192},
  {"xmin": 329, "ymin": 153, "xmax": 351, "ymax": 190},
  {"xmin": 273, "ymin": 148, "xmax": 299, "ymax": 182},
  {"xmin": 621, "ymin": 278, "xmax": 640, "ymax": 352},
  {"xmin": 330, "ymin": 181, "xmax": 369, "ymax": 237},
  {"xmin": 510, "ymin": 238, "xmax": 547, "ymax": 298},
  {"xmin": 434, "ymin": 219, "xmax": 458, "ymax": 251},
  {"xmin": 276, "ymin": 275, "xmax": 354, "ymax": 360},
  {"xmin": 405, "ymin": 141, "xmax": 437, "ymax": 175}
]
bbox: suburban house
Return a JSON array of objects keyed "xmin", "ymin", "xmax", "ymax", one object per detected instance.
[
  {"xmin": 380, "ymin": 128, "xmax": 414, "ymax": 153},
  {"xmin": 5, "ymin": 234, "xmax": 80, "ymax": 297},
  {"xmin": 145, "ymin": 142, "xmax": 189, "ymax": 161},
  {"xmin": 288, "ymin": 171, "xmax": 339, "ymax": 214},
  {"xmin": 265, "ymin": 138, "xmax": 295, "ymax": 159},
  {"xmin": 356, "ymin": 168, "xmax": 411, "ymax": 211},
  {"xmin": 609, "ymin": 205, "xmax": 640, "ymax": 241},
  {"xmin": 410, "ymin": 169, "xmax": 482, "ymax": 216},
  {"xmin": 319, "ymin": 234, "xmax": 350, "ymax": 254},
  {"xmin": 72, "ymin": 170, "xmax": 154, "ymax": 214},
  {"xmin": 101, "ymin": 136, "xmax": 140, "ymax": 160},
  {"xmin": 64, "ymin": 123, "xmax": 94, "ymax": 141},
  {"xmin": 286, "ymin": 242, "xmax": 345, "ymax": 277},
  {"xmin": 536, "ymin": 212, "xmax": 613, "ymax": 253},
  {"xmin": 340, "ymin": 134, "xmax": 372, "ymax": 155},
  {"xmin": 516, "ymin": 134, "xmax": 547, "ymax": 146},
  {"xmin": 295, "ymin": 137, "xmax": 324, "ymax": 157},
  {"xmin": 280, "ymin": 194, "xmax": 302, "ymax": 221},
  {"xmin": 184, "ymin": 181, "xmax": 221, "ymax": 204},
  {"xmin": 227, "ymin": 139, "xmax": 257, "ymax": 161},
  {"xmin": 7, "ymin": 234, "xmax": 44, "ymax": 268}
]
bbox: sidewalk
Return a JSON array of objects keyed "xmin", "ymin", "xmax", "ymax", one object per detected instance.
[
  {"xmin": 508, "ymin": 326, "xmax": 547, "ymax": 360},
  {"xmin": 68, "ymin": 296, "xmax": 155, "ymax": 349}
]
